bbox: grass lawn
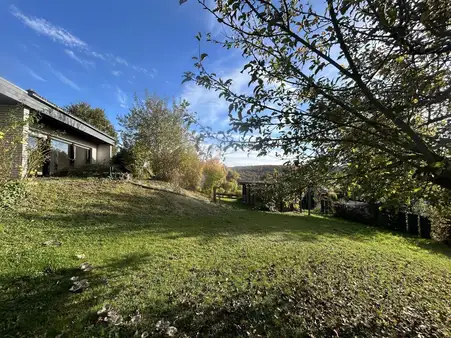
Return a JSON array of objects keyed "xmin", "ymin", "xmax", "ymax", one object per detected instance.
[{"xmin": 1, "ymin": 179, "xmax": 450, "ymax": 337}]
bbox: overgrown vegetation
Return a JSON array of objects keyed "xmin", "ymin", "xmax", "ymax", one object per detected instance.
[
  {"xmin": 52, "ymin": 164, "xmax": 113, "ymax": 178},
  {"xmin": 0, "ymin": 107, "xmax": 27, "ymax": 185},
  {"xmin": 118, "ymin": 94, "xmax": 204, "ymax": 190},
  {"xmin": 0, "ymin": 179, "xmax": 450, "ymax": 337},
  {"xmin": 201, "ymin": 158, "xmax": 226, "ymax": 193},
  {"xmin": 0, "ymin": 180, "xmax": 28, "ymax": 209},
  {"xmin": 219, "ymin": 169, "xmax": 240, "ymax": 194},
  {"xmin": 0, "ymin": 108, "xmax": 36, "ymax": 209}
]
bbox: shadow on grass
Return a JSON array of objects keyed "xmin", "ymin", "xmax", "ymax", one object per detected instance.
[
  {"xmin": 2, "ymin": 253, "xmax": 448, "ymax": 337},
  {"xmin": 0, "ymin": 253, "xmax": 152, "ymax": 337}
]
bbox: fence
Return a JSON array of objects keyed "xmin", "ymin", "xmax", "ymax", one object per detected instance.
[
  {"xmin": 212, "ymin": 187, "xmax": 241, "ymax": 203},
  {"xmin": 333, "ymin": 202, "xmax": 431, "ymax": 239}
]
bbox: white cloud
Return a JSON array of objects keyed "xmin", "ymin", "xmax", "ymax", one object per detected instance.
[
  {"xmin": 181, "ymin": 61, "xmax": 252, "ymax": 126},
  {"xmin": 10, "ymin": 5, "xmax": 87, "ymax": 49},
  {"xmin": 112, "ymin": 70, "xmax": 122, "ymax": 77},
  {"xmin": 131, "ymin": 65, "xmax": 156, "ymax": 78},
  {"xmin": 116, "ymin": 87, "xmax": 128, "ymax": 108},
  {"xmin": 182, "ymin": 81, "xmax": 228, "ymax": 125},
  {"xmin": 64, "ymin": 49, "xmax": 95, "ymax": 69},
  {"xmin": 48, "ymin": 64, "xmax": 80, "ymax": 91},
  {"xmin": 91, "ymin": 51, "xmax": 106, "ymax": 60},
  {"xmin": 204, "ymin": 0, "xmax": 225, "ymax": 37},
  {"xmin": 115, "ymin": 57, "xmax": 128, "ymax": 67},
  {"xmin": 10, "ymin": 5, "xmax": 154, "ymax": 78},
  {"xmin": 26, "ymin": 68, "xmax": 46, "ymax": 82}
]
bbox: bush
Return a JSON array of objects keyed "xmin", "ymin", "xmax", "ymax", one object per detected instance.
[
  {"xmin": 334, "ymin": 202, "xmax": 374, "ymax": 225},
  {"xmin": 54, "ymin": 164, "xmax": 113, "ymax": 178},
  {"xmin": 0, "ymin": 181, "xmax": 28, "ymax": 209},
  {"xmin": 429, "ymin": 205, "xmax": 451, "ymax": 243},
  {"xmin": 0, "ymin": 108, "xmax": 27, "ymax": 183},
  {"xmin": 112, "ymin": 148, "xmax": 135, "ymax": 173},
  {"xmin": 202, "ymin": 158, "xmax": 226, "ymax": 193},
  {"xmin": 176, "ymin": 150, "xmax": 202, "ymax": 190}
]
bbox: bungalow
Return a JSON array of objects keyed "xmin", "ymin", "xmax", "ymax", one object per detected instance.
[{"xmin": 0, "ymin": 76, "xmax": 115, "ymax": 178}]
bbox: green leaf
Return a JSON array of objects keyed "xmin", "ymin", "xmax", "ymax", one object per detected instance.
[{"xmin": 432, "ymin": 161, "xmax": 444, "ymax": 168}]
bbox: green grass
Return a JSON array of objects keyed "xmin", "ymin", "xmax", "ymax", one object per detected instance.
[{"xmin": 1, "ymin": 179, "xmax": 450, "ymax": 337}]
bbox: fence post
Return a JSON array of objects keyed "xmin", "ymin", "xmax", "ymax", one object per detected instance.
[
  {"xmin": 299, "ymin": 189, "xmax": 303, "ymax": 213},
  {"xmin": 212, "ymin": 187, "xmax": 217, "ymax": 203}
]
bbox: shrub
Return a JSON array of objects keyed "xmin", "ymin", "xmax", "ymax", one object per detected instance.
[
  {"xmin": 429, "ymin": 205, "xmax": 451, "ymax": 243},
  {"xmin": 54, "ymin": 164, "xmax": 113, "ymax": 178},
  {"xmin": 176, "ymin": 149, "xmax": 202, "ymax": 190},
  {"xmin": 112, "ymin": 148, "xmax": 135, "ymax": 173},
  {"xmin": 0, "ymin": 181, "xmax": 28, "ymax": 209},
  {"xmin": 202, "ymin": 158, "xmax": 226, "ymax": 193},
  {"xmin": 334, "ymin": 202, "xmax": 374, "ymax": 225},
  {"xmin": 221, "ymin": 180, "xmax": 239, "ymax": 194},
  {"xmin": 26, "ymin": 140, "xmax": 48, "ymax": 177},
  {"xmin": 0, "ymin": 108, "xmax": 27, "ymax": 183}
]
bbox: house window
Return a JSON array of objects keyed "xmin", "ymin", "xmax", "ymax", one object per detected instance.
[
  {"xmin": 74, "ymin": 146, "xmax": 91, "ymax": 167},
  {"xmin": 28, "ymin": 135, "xmax": 39, "ymax": 149},
  {"xmin": 50, "ymin": 139, "xmax": 70, "ymax": 175}
]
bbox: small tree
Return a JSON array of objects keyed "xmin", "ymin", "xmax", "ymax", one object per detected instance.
[
  {"xmin": 119, "ymin": 93, "xmax": 203, "ymax": 187},
  {"xmin": 253, "ymin": 169, "xmax": 299, "ymax": 211},
  {"xmin": 202, "ymin": 158, "xmax": 226, "ymax": 193},
  {"xmin": 176, "ymin": 148, "xmax": 203, "ymax": 190},
  {"xmin": 220, "ymin": 169, "xmax": 240, "ymax": 193}
]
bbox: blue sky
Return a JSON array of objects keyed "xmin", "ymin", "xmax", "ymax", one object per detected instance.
[{"xmin": 0, "ymin": 0, "xmax": 283, "ymax": 166}]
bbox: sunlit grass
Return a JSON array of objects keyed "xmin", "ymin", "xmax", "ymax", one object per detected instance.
[{"xmin": 0, "ymin": 179, "xmax": 450, "ymax": 337}]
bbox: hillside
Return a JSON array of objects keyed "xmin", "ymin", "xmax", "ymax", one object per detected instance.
[{"xmin": 232, "ymin": 165, "xmax": 283, "ymax": 181}]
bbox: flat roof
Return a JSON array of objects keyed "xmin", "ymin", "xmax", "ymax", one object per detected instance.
[{"xmin": 0, "ymin": 76, "xmax": 115, "ymax": 145}]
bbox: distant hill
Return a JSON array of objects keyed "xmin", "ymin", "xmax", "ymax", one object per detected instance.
[{"xmin": 232, "ymin": 165, "xmax": 283, "ymax": 181}]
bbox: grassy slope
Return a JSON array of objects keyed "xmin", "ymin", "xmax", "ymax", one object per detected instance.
[{"xmin": 0, "ymin": 179, "xmax": 450, "ymax": 337}]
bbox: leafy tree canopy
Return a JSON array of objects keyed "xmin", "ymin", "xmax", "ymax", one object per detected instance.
[
  {"xmin": 182, "ymin": 0, "xmax": 451, "ymax": 198},
  {"xmin": 66, "ymin": 102, "xmax": 117, "ymax": 140},
  {"xmin": 119, "ymin": 93, "xmax": 202, "ymax": 185},
  {"xmin": 202, "ymin": 158, "xmax": 227, "ymax": 192}
]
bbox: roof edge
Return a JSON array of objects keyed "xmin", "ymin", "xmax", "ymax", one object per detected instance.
[{"xmin": 27, "ymin": 89, "xmax": 116, "ymax": 142}]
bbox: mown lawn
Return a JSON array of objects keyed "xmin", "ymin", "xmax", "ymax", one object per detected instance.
[{"xmin": 0, "ymin": 179, "xmax": 450, "ymax": 337}]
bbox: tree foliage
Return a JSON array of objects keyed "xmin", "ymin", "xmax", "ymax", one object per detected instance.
[
  {"xmin": 119, "ymin": 94, "xmax": 203, "ymax": 189},
  {"xmin": 220, "ymin": 169, "xmax": 241, "ymax": 193},
  {"xmin": 182, "ymin": 0, "xmax": 451, "ymax": 197},
  {"xmin": 202, "ymin": 158, "xmax": 227, "ymax": 192},
  {"xmin": 0, "ymin": 108, "xmax": 46, "ymax": 182},
  {"xmin": 253, "ymin": 169, "xmax": 299, "ymax": 211},
  {"xmin": 66, "ymin": 102, "xmax": 117, "ymax": 139}
]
